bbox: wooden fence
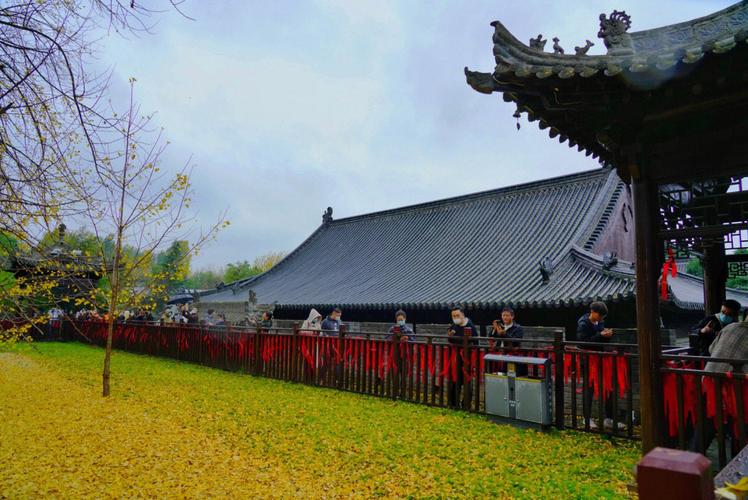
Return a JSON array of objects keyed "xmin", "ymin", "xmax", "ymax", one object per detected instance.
[{"xmin": 53, "ymin": 320, "xmax": 640, "ymax": 438}]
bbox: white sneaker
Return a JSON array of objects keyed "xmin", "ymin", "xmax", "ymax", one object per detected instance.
[
  {"xmin": 589, "ymin": 418, "xmax": 599, "ymax": 430},
  {"xmin": 603, "ymin": 418, "xmax": 627, "ymax": 431}
]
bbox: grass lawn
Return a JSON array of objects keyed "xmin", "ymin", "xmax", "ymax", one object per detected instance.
[{"xmin": 0, "ymin": 342, "xmax": 639, "ymax": 498}]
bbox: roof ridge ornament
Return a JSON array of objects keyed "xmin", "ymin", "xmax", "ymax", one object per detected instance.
[
  {"xmin": 322, "ymin": 206, "xmax": 334, "ymax": 224},
  {"xmin": 598, "ymin": 10, "xmax": 633, "ymax": 56},
  {"xmin": 529, "ymin": 34, "xmax": 547, "ymax": 51},
  {"xmin": 552, "ymin": 37, "xmax": 564, "ymax": 54},
  {"xmin": 574, "ymin": 40, "xmax": 594, "ymax": 55},
  {"xmin": 539, "ymin": 257, "xmax": 554, "ymax": 284}
]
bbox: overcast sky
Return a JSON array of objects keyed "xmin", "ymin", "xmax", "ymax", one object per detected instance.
[{"xmin": 98, "ymin": 0, "xmax": 732, "ymax": 269}]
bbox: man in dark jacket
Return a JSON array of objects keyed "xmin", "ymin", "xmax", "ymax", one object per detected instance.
[
  {"xmin": 576, "ymin": 301, "xmax": 622, "ymax": 431},
  {"xmin": 577, "ymin": 301, "xmax": 613, "ymax": 344},
  {"xmin": 321, "ymin": 308, "xmax": 343, "ymax": 337},
  {"xmin": 447, "ymin": 306, "xmax": 478, "ymax": 345},
  {"xmin": 446, "ymin": 306, "xmax": 477, "ymax": 408},
  {"xmin": 490, "ymin": 306, "xmax": 526, "ymax": 375},
  {"xmin": 692, "ymin": 299, "xmax": 741, "ymax": 356},
  {"xmin": 489, "ymin": 306, "xmax": 524, "ymax": 350}
]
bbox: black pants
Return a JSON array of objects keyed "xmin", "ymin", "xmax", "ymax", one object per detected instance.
[
  {"xmin": 581, "ymin": 356, "xmax": 613, "ymax": 421},
  {"xmin": 447, "ymin": 354, "xmax": 472, "ymax": 408}
]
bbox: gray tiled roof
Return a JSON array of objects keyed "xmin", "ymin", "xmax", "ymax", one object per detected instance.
[
  {"xmin": 668, "ymin": 272, "xmax": 748, "ymax": 312},
  {"xmin": 200, "ymin": 168, "xmax": 637, "ymax": 310}
]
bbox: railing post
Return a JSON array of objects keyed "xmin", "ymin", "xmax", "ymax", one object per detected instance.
[
  {"xmin": 554, "ymin": 329, "xmax": 565, "ymax": 429},
  {"xmin": 462, "ymin": 328, "xmax": 472, "ymax": 410},
  {"xmin": 254, "ymin": 324, "xmax": 262, "ymax": 376},
  {"xmin": 338, "ymin": 325, "xmax": 346, "ymax": 389},
  {"xmin": 292, "ymin": 322, "xmax": 300, "ymax": 382},
  {"xmin": 392, "ymin": 328, "xmax": 401, "ymax": 400}
]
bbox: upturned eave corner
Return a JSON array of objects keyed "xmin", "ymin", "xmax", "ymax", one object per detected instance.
[{"xmin": 464, "ymin": 67, "xmax": 495, "ymax": 94}]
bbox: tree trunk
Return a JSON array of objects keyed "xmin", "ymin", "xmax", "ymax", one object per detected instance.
[{"xmin": 102, "ymin": 255, "xmax": 121, "ymax": 397}]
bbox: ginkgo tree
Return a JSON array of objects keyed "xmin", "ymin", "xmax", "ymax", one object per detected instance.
[{"xmin": 68, "ymin": 80, "xmax": 227, "ymax": 396}]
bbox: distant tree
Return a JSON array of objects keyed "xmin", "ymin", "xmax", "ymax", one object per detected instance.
[
  {"xmin": 151, "ymin": 240, "xmax": 191, "ymax": 295},
  {"xmin": 727, "ymin": 249, "xmax": 748, "ymax": 290},
  {"xmin": 252, "ymin": 251, "xmax": 286, "ymax": 273},
  {"xmin": 183, "ymin": 268, "xmax": 224, "ymax": 289},
  {"xmin": 685, "ymin": 258, "xmax": 703, "ymax": 277},
  {"xmin": 224, "ymin": 261, "xmax": 260, "ymax": 283},
  {"xmin": 685, "ymin": 251, "xmax": 748, "ymax": 290}
]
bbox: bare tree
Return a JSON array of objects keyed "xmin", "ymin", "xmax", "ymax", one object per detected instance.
[{"xmin": 0, "ymin": 1, "xmax": 195, "ymax": 342}]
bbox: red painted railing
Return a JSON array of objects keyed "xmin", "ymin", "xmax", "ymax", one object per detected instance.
[{"xmin": 59, "ymin": 320, "xmax": 638, "ymax": 437}]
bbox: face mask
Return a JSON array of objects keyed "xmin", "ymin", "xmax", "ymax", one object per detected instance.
[
  {"xmin": 397, "ymin": 319, "xmax": 405, "ymax": 326},
  {"xmin": 452, "ymin": 318, "xmax": 462, "ymax": 325},
  {"xmin": 719, "ymin": 313, "xmax": 734, "ymax": 325}
]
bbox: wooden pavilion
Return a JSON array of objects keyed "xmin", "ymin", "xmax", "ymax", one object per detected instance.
[
  {"xmin": 466, "ymin": 2, "xmax": 748, "ymax": 451},
  {"xmin": 8, "ymin": 225, "xmax": 109, "ymax": 311}
]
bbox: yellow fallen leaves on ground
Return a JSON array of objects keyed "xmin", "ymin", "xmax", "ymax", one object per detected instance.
[{"xmin": 0, "ymin": 343, "xmax": 639, "ymax": 498}]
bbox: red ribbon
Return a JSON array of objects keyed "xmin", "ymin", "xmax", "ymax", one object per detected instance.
[
  {"xmin": 177, "ymin": 330, "xmax": 189, "ymax": 352},
  {"xmin": 439, "ymin": 346, "xmax": 451, "ymax": 380},
  {"xmin": 660, "ymin": 247, "xmax": 677, "ymax": 300}
]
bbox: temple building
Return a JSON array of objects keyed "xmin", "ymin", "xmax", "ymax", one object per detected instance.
[{"xmin": 198, "ymin": 168, "xmax": 745, "ymax": 335}]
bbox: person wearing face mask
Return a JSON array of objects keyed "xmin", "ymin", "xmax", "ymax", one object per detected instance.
[
  {"xmin": 447, "ymin": 306, "xmax": 477, "ymax": 345},
  {"xmin": 386, "ymin": 310, "xmax": 414, "ymax": 341},
  {"xmin": 321, "ymin": 307, "xmax": 343, "ymax": 337},
  {"xmin": 692, "ymin": 299, "xmax": 741, "ymax": 356},
  {"xmin": 446, "ymin": 306, "xmax": 477, "ymax": 408}
]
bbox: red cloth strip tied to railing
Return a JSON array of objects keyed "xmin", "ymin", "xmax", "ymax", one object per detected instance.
[
  {"xmin": 460, "ymin": 349, "xmax": 478, "ymax": 383},
  {"xmin": 563, "ymin": 352, "xmax": 629, "ymax": 401},
  {"xmin": 176, "ymin": 330, "xmax": 189, "ymax": 352},
  {"xmin": 203, "ymin": 333, "xmax": 219, "ymax": 362},
  {"xmin": 438, "ymin": 346, "xmax": 458, "ymax": 382},
  {"xmin": 237, "ymin": 335, "xmax": 247, "ymax": 359},
  {"xmin": 300, "ymin": 336, "xmax": 314, "ymax": 369},
  {"xmin": 125, "ymin": 326, "xmax": 137, "ymax": 345},
  {"xmin": 662, "ymin": 364, "xmax": 748, "ymax": 437}
]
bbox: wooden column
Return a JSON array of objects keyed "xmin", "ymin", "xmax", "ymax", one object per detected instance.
[
  {"xmin": 632, "ymin": 174, "xmax": 665, "ymax": 453},
  {"xmin": 702, "ymin": 242, "xmax": 726, "ymax": 315}
]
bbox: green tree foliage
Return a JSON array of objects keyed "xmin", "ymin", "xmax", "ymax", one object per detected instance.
[
  {"xmin": 685, "ymin": 258, "xmax": 704, "ymax": 277},
  {"xmin": 186, "ymin": 252, "xmax": 287, "ymax": 288},
  {"xmin": 223, "ymin": 261, "xmax": 260, "ymax": 283},
  {"xmin": 183, "ymin": 268, "xmax": 224, "ymax": 289},
  {"xmin": 151, "ymin": 241, "xmax": 191, "ymax": 294},
  {"xmin": 685, "ymin": 251, "xmax": 748, "ymax": 290}
]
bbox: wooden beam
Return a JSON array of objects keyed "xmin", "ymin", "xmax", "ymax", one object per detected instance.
[{"xmin": 632, "ymin": 172, "xmax": 665, "ymax": 453}]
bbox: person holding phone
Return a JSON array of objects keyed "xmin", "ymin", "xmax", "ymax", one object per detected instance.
[
  {"xmin": 489, "ymin": 306, "xmax": 524, "ymax": 351},
  {"xmin": 692, "ymin": 299, "xmax": 741, "ymax": 356},
  {"xmin": 577, "ymin": 301, "xmax": 613, "ymax": 343},
  {"xmin": 386, "ymin": 310, "xmax": 413, "ymax": 341},
  {"xmin": 577, "ymin": 301, "xmax": 622, "ymax": 431}
]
